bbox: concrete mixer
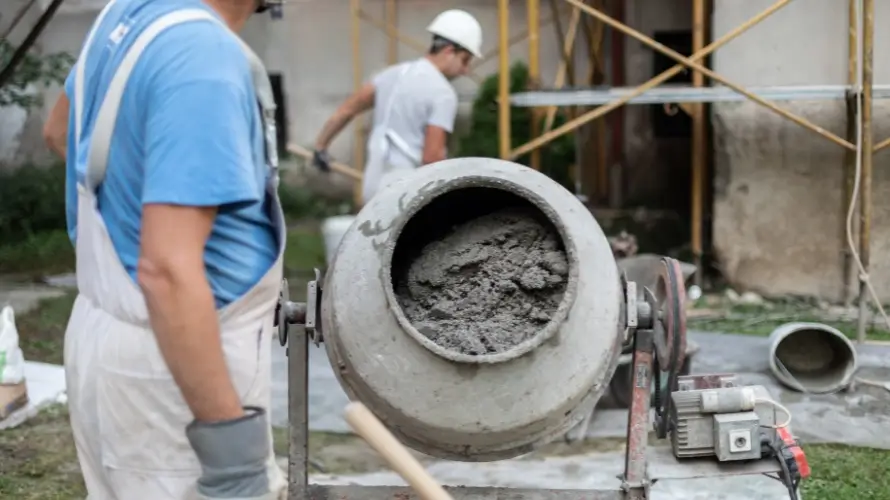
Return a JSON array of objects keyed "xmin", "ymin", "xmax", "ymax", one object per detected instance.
[{"xmin": 275, "ymin": 158, "xmax": 809, "ymax": 499}]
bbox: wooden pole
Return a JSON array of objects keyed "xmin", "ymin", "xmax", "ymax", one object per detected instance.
[
  {"xmin": 528, "ymin": 0, "xmax": 541, "ymax": 170},
  {"xmin": 691, "ymin": 0, "xmax": 707, "ymax": 288},
  {"xmin": 857, "ymin": 0, "xmax": 874, "ymax": 343},
  {"xmin": 345, "ymin": 403, "xmax": 452, "ymax": 500},
  {"xmin": 498, "ymin": 0, "xmax": 512, "ymax": 160},
  {"xmin": 590, "ymin": 0, "xmax": 607, "ymax": 204},
  {"xmin": 286, "ymin": 143, "xmax": 364, "ymax": 182},
  {"xmin": 842, "ymin": 0, "xmax": 858, "ymax": 305},
  {"xmin": 385, "ymin": 0, "xmax": 398, "ymax": 65},
  {"xmin": 350, "ymin": 0, "xmax": 365, "ymax": 207},
  {"xmin": 543, "ymin": 3, "xmax": 580, "ymax": 133}
]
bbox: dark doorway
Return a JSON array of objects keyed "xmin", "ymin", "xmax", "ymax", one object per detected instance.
[{"xmin": 651, "ymin": 31, "xmax": 693, "ymax": 139}]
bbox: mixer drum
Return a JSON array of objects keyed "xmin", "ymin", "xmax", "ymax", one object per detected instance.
[{"xmin": 321, "ymin": 157, "xmax": 624, "ymax": 461}]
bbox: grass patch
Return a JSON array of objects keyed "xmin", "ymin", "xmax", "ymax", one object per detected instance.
[
  {"xmin": 284, "ymin": 225, "xmax": 326, "ymax": 276},
  {"xmin": 14, "ymin": 291, "xmax": 76, "ymax": 366},
  {"xmin": 0, "ymin": 230, "xmax": 74, "ymax": 277},
  {"xmin": 688, "ymin": 297, "xmax": 890, "ymax": 342},
  {"xmin": 801, "ymin": 444, "xmax": 890, "ymax": 498},
  {"xmin": 0, "ymin": 405, "xmax": 85, "ymax": 500}
]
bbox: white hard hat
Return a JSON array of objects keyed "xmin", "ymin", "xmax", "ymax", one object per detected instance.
[{"xmin": 426, "ymin": 9, "xmax": 483, "ymax": 58}]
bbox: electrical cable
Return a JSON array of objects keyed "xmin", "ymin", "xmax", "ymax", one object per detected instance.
[
  {"xmin": 0, "ymin": 0, "xmax": 66, "ymax": 92},
  {"xmin": 764, "ymin": 438, "xmax": 801, "ymax": 500},
  {"xmin": 754, "ymin": 398, "xmax": 792, "ymax": 429}
]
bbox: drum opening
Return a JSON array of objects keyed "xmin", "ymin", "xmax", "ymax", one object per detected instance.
[
  {"xmin": 390, "ymin": 186, "xmax": 571, "ymax": 362},
  {"xmin": 772, "ymin": 325, "xmax": 857, "ymax": 393}
]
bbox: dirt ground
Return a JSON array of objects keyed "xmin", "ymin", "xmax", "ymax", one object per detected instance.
[{"xmin": 2, "ymin": 400, "xmax": 889, "ymax": 499}]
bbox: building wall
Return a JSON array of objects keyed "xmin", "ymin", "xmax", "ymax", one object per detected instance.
[
  {"xmin": 0, "ymin": 0, "xmax": 603, "ymax": 168},
  {"xmin": 711, "ymin": 0, "xmax": 890, "ymax": 302}
]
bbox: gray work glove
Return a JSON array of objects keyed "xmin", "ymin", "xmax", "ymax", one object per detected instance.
[
  {"xmin": 186, "ymin": 406, "xmax": 275, "ymax": 500},
  {"xmin": 312, "ymin": 149, "xmax": 332, "ymax": 173}
]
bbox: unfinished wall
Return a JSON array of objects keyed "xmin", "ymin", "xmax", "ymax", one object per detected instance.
[{"xmin": 712, "ymin": 0, "xmax": 890, "ymax": 302}]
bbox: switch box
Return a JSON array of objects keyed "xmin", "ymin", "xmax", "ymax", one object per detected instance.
[{"xmin": 714, "ymin": 412, "xmax": 761, "ymax": 462}]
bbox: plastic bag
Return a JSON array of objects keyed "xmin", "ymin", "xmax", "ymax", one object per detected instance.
[{"xmin": 0, "ymin": 305, "xmax": 26, "ymax": 385}]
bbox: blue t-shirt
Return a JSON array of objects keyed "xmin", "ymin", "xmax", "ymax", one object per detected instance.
[{"xmin": 64, "ymin": 0, "xmax": 278, "ymax": 308}]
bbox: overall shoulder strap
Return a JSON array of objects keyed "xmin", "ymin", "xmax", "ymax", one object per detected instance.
[
  {"xmin": 86, "ymin": 9, "xmax": 220, "ymax": 191},
  {"xmin": 231, "ymin": 38, "xmax": 279, "ymax": 171},
  {"xmin": 86, "ymin": 9, "xmax": 279, "ymax": 190},
  {"xmin": 74, "ymin": 0, "xmax": 119, "ymax": 145}
]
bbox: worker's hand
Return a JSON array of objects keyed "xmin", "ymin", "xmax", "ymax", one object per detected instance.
[
  {"xmin": 186, "ymin": 406, "xmax": 277, "ymax": 500},
  {"xmin": 312, "ymin": 149, "xmax": 332, "ymax": 173}
]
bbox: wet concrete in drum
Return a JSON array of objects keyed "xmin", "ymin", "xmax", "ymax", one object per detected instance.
[{"xmin": 394, "ymin": 208, "xmax": 568, "ymax": 356}]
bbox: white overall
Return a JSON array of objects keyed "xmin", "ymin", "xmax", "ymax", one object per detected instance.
[
  {"xmin": 361, "ymin": 62, "xmax": 424, "ymax": 205},
  {"xmin": 65, "ymin": 6, "xmax": 286, "ymax": 499}
]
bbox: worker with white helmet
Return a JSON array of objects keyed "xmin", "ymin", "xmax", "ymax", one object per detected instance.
[{"xmin": 312, "ymin": 9, "xmax": 483, "ymax": 205}]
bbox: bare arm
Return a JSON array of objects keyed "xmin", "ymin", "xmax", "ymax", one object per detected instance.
[
  {"xmin": 137, "ymin": 204, "xmax": 244, "ymax": 422},
  {"xmin": 422, "ymin": 125, "xmax": 449, "ymax": 165},
  {"xmin": 422, "ymin": 90, "xmax": 457, "ymax": 165},
  {"xmin": 43, "ymin": 92, "xmax": 70, "ymax": 159},
  {"xmin": 314, "ymin": 82, "xmax": 376, "ymax": 150}
]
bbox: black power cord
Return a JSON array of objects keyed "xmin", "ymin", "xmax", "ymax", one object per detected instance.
[
  {"xmin": 761, "ymin": 434, "xmax": 801, "ymax": 500},
  {"xmin": 0, "ymin": 0, "xmax": 66, "ymax": 91}
]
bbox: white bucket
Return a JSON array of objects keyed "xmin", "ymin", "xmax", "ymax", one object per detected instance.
[
  {"xmin": 768, "ymin": 322, "xmax": 858, "ymax": 394},
  {"xmin": 321, "ymin": 215, "xmax": 357, "ymax": 266}
]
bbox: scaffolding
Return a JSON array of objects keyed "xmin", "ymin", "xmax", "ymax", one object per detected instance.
[{"xmin": 348, "ymin": 0, "xmax": 882, "ymax": 341}]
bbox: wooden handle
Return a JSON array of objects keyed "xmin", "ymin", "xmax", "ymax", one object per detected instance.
[
  {"xmin": 286, "ymin": 143, "xmax": 364, "ymax": 182},
  {"xmin": 344, "ymin": 402, "xmax": 453, "ymax": 500}
]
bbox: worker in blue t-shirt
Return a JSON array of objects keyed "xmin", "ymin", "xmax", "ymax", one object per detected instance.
[{"xmin": 42, "ymin": 0, "xmax": 286, "ymax": 498}]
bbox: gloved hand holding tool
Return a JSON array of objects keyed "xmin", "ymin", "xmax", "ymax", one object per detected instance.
[
  {"xmin": 187, "ymin": 407, "xmax": 277, "ymax": 500},
  {"xmin": 285, "ymin": 143, "xmax": 364, "ymax": 182},
  {"xmin": 312, "ymin": 149, "xmax": 332, "ymax": 173}
]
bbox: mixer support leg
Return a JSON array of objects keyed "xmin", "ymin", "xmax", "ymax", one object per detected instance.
[
  {"xmin": 623, "ymin": 328, "xmax": 654, "ymax": 499},
  {"xmin": 287, "ymin": 330, "xmax": 310, "ymax": 500}
]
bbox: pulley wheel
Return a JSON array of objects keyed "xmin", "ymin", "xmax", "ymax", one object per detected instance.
[
  {"xmin": 652, "ymin": 257, "xmax": 688, "ymax": 438},
  {"xmin": 654, "ymin": 257, "xmax": 687, "ymax": 371},
  {"xmin": 277, "ymin": 278, "xmax": 289, "ymax": 346}
]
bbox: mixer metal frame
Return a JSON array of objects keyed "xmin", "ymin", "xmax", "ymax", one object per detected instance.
[{"xmin": 280, "ymin": 258, "xmax": 782, "ymax": 500}]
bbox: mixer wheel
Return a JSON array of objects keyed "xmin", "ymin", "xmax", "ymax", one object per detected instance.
[
  {"xmin": 277, "ymin": 278, "xmax": 290, "ymax": 347},
  {"xmin": 652, "ymin": 257, "xmax": 688, "ymax": 439}
]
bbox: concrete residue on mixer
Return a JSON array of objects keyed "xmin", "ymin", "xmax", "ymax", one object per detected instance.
[{"xmin": 393, "ymin": 207, "xmax": 569, "ymax": 356}]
